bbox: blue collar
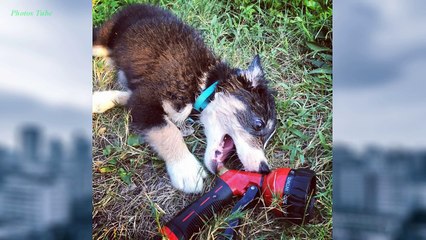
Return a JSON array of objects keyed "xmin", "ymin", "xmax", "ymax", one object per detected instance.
[{"xmin": 193, "ymin": 81, "xmax": 219, "ymax": 112}]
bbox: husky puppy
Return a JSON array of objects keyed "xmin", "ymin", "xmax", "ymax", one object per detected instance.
[{"xmin": 93, "ymin": 4, "xmax": 277, "ymax": 193}]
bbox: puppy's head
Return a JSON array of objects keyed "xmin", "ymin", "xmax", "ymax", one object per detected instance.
[{"xmin": 201, "ymin": 55, "xmax": 277, "ymax": 174}]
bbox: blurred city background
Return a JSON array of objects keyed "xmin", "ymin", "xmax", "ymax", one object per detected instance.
[
  {"xmin": 0, "ymin": 0, "xmax": 91, "ymax": 239},
  {"xmin": 334, "ymin": 0, "xmax": 426, "ymax": 239},
  {"xmin": 0, "ymin": 126, "xmax": 91, "ymax": 239},
  {"xmin": 334, "ymin": 145, "xmax": 426, "ymax": 239}
]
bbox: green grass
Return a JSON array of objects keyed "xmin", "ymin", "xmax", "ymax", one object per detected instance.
[{"xmin": 92, "ymin": 0, "xmax": 332, "ymax": 239}]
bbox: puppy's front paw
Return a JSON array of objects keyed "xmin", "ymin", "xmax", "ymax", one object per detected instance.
[{"xmin": 166, "ymin": 154, "xmax": 207, "ymax": 193}]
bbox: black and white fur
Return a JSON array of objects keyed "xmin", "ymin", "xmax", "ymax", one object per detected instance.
[{"xmin": 93, "ymin": 4, "xmax": 277, "ymax": 193}]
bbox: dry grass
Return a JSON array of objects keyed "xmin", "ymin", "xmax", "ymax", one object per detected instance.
[{"xmin": 92, "ymin": 0, "xmax": 332, "ymax": 239}]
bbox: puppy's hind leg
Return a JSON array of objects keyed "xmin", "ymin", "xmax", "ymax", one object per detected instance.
[{"xmin": 92, "ymin": 90, "xmax": 130, "ymax": 113}]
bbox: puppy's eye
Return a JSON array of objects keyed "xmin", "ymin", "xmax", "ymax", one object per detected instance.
[{"xmin": 253, "ymin": 118, "xmax": 265, "ymax": 131}]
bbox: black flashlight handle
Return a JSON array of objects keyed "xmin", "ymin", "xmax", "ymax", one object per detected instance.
[{"xmin": 164, "ymin": 177, "xmax": 234, "ymax": 239}]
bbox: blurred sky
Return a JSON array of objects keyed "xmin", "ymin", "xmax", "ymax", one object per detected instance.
[
  {"xmin": 334, "ymin": 0, "xmax": 426, "ymax": 149},
  {"xmin": 0, "ymin": 0, "xmax": 91, "ymax": 147}
]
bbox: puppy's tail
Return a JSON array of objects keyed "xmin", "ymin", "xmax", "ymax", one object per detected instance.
[
  {"xmin": 92, "ymin": 7, "xmax": 123, "ymax": 57},
  {"xmin": 93, "ymin": 26, "xmax": 111, "ymax": 57}
]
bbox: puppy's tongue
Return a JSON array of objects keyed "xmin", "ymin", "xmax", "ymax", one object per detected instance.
[{"xmin": 214, "ymin": 135, "xmax": 234, "ymax": 169}]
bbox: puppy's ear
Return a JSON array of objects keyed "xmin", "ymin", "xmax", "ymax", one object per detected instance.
[{"xmin": 244, "ymin": 55, "xmax": 265, "ymax": 87}]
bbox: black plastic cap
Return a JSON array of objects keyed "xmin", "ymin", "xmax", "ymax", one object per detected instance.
[{"xmin": 281, "ymin": 168, "xmax": 316, "ymax": 224}]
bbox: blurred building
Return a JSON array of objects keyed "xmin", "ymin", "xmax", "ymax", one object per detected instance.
[
  {"xmin": 69, "ymin": 135, "xmax": 92, "ymax": 201},
  {"xmin": 0, "ymin": 125, "xmax": 91, "ymax": 239},
  {"xmin": 19, "ymin": 126, "xmax": 42, "ymax": 163},
  {"xmin": 0, "ymin": 147, "xmax": 8, "ymax": 182},
  {"xmin": 334, "ymin": 145, "xmax": 426, "ymax": 240}
]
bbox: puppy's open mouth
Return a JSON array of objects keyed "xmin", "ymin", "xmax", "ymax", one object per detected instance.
[{"xmin": 212, "ymin": 134, "xmax": 234, "ymax": 170}]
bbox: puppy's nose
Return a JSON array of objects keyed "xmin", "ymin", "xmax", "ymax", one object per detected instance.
[
  {"xmin": 210, "ymin": 161, "xmax": 218, "ymax": 174},
  {"xmin": 259, "ymin": 161, "xmax": 270, "ymax": 174}
]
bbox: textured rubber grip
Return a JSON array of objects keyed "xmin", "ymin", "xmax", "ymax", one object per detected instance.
[{"xmin": 163, "ymin": 177, "xmax": 234, "ymax": 240}]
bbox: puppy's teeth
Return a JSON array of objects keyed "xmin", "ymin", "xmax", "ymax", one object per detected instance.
[{"xmin": 217, "ymin": 162, "xmax": 224, "ymax": 169}]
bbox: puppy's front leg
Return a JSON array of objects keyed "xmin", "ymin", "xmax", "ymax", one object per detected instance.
[{"xmin": 145, "ymin": 118, "xmax": 207, "ymax": 193}]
